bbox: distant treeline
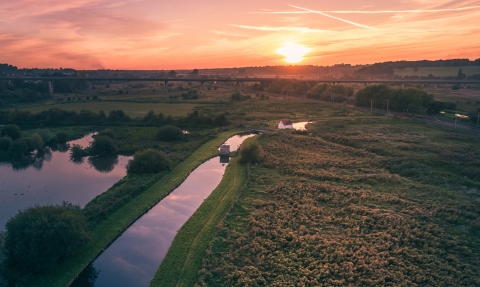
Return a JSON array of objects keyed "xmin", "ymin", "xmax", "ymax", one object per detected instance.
[
  {"xmin": 355, "ymin": 59, "xmax": 480, "ymax": 76},
  {"xmin": 0, "ymin": 80, "xmax": 49, "ymax": 105}
]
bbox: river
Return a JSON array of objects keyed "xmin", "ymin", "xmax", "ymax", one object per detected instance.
[{"xmin": 71, "ymin": 134, "xmax": 255, "ymax": 287}]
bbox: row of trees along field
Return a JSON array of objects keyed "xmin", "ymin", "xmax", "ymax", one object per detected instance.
[{"xmin": 0, "ymin": 108, "xmax": 229, "ymax": 128}]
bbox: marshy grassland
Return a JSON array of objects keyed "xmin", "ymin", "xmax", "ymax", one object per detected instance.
[{"xmin": 196, "ymin": 119, "xmax": 480, "ymax": 286}]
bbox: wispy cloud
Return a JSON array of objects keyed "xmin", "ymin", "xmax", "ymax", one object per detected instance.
[
  {"xmin": 287, "ymin": 5, "xmax": 377, "ymax": 29},
  {"xmin": 230, "ymin": 24, "xmax": 326, "ymax": 33},
  {"xmin": 320, "ymin": 6, "xmax": 480, "ymax": 14}
]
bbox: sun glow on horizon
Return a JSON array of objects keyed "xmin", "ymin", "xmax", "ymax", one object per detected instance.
[{"xmin": 277, "ymin": 43, "xmax": 311, "ymax": 63}]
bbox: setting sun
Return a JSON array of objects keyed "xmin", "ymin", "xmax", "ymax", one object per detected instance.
[{"xmin": 277, "ymin": 43, "xmax": 311, "ymax": 64}]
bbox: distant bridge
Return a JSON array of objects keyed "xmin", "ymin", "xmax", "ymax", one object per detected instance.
[{"xmin": 3, "ymin": 77, "xmax": 480, "ymax": 95}]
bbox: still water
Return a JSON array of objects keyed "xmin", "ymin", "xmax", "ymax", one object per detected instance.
[
  {"xmin": 0, "ymin": 134, "xmax": 131, "ymax": 230},
  {"xmin": 72, "ymin": 134, "xmax": 254, "ymax": 287},
  {"xmin": 293, "ymin": 121, "xmax": 313, "ymax": 131}
]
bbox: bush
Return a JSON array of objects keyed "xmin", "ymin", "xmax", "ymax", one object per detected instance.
[
  {"xmin": 126, "ymin": 149, "xmax": 171, "ymax": 174},
  {"xmin": 0, "ymin": 136, "xmax": 12, "ymax": 152},
  {"xmin": 213, "ymin": 113, "xmax": 229, "ymax": 126},
  {"xmin": 56, "ymin": 131, "xmax": 69, "ymax": 143},
  {"xmin": 70, "ymin": 144, "xmax": 87, "ymax": 159},
  {"xmin": 97, "ymin": 129, "xmax": 116, "ymax": 139},
  {"xmin": 0, "ymin": 125, "xmax": 22, "ymax": 141},
  {"xmin": 239, "ymin": 139, "xmax": 263, "ymax": 164},
  {"xmin": 156, "ymin": 125, "xmax": 184, "ymax": 141},
  {"xmin": 3, "ymin": 203, "xmax": 90, "ymax": 275},
  {"xmin": 90, "ymin": 135, "xmax": 118, "ymax": 156}
]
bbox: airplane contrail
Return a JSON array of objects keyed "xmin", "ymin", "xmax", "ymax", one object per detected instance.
[
  {"xmin": 288, "ymin": 4, "xmax": 377, "ymax": 29},
  {"xmin": 252, "ymin": 5, "xmax": 480, "ymax": 14}
]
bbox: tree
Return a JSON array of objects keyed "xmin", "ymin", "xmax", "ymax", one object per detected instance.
[
  {"xmin": 90, "ymin": 135, "xmax": 118, "ymax": 156},
  {"xmin": 458, "ymin": 68, "xmax": 466, "ymax": 80},
  {"xmin": 56, "ymin": 131, "xmax": 69, "ymax": 143},
  {"xmin": 191, "ymin": 69, "xmax": 199, "ymax": 76},
  {"xmin": 0, "ymin": 125, "xmax": 22, "ymax": 140},
  {"xmin": 213, "ymin": 113, "xmax": 229, "ymax": 126},
  {"xmin": 156, "ymin": 125, "xmax": 184, "ymax": 141},
  {"xmin": 168, "ymin": 70, "xmax": 177, "ymax": 78},
  {"xmin": 126, "ymin": 149, "xmax": 171, "ymax": 174},
  {"xmin": 239, "ymin": 139, "xmax": 263, "ymax": 164},
  {"xmin": 3, "ymin": 203, "xmax": 90, "ymax": 276},
  {"xmin": 0, "ymin": 136, "xmax": 12, "ymax": 152}
]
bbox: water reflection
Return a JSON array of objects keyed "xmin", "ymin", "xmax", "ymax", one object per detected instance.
[
  {"xmin": 88, "ymin": 156, "xmax": 119, "ymax": 173},
  {"xmin": 293, "ymin": 121, "xmax": 313, "ymax": 131},
  {"xmin": 221, "ymin": 134, "xmax": 255, "ymax": 152},
  {"xmin": 72, "ymin": 134, "xmax": 255, "ymax": 287},
  {"xmin": 219, "ymin": 155, "xmax": 230, "ymax": 164},
  {"xmin": 70, "ymin": 264, "xmax": 99, "ymax": 287},
  {"xmin": 0, "ymin": 135, "xmax": 131, "ymax": 230},
  {"xmin": 73, "ymin": 157, "xmax": 227, "ymax": 287}
]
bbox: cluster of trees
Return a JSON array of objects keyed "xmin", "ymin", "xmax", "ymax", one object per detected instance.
[
  {"xmin": 0, "ymin": 108, "xmax": 131, "ymax": 127},
  {"xmin": 0, "ymin": 125, "xmax": 69, "ymax": 158},
  {"xmin": 354, "ymin": 85, "xmax": 456, "ymax": 114},
  {"xmin": 39, "ymin": 71, "xmax": 89, "ymax": 93},
  {"xmin": 307, "ymin": 83, "xmax": 354, "ymax": 102},
  {"xmin": 230, "ymin": 92, "xmax": 251, "ymax": 101},
  {"xmin": 181, "ymin": 89, "xmax": 199, "ymax": 100},
  {"xmin": 0, "ymin": 80, "xmax": 49, "ymax": 105},
  {"xmin": 142, "ymin": 110, "xmax": 174, "ymax": 126},
  {"xmin": 184, "ymin": 110, "xmax": 229, "ymax": 126}
]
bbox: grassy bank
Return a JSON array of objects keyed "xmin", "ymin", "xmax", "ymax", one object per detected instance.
[
  {"xmin": 150, "ymin": 140, "xmax": 252, "ymax": 287},
  {"xmin": 27, "ymin": 128, "xmax": 243, "ymax": 287}
]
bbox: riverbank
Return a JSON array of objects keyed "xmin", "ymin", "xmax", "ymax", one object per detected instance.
[
  {"xmin": 150, "ymin": 137, "xmax": 253, "ymax": 286},
  {"xmin": 27, "ymin": 128, "xmax": 243, "ymax": 287}
]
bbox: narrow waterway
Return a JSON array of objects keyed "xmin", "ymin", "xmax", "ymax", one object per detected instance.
[
  {"xmin": 71, "ymin": 134, "xmax": 254, "ymax": 287},
  {"xmin": 0, "ymin": 133, "xmax": 131, "ymax": 230}
]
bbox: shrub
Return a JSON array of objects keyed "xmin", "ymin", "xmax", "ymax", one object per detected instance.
[
  {"xmin": 0, "ymin": 125, "xmax": 22, "ymax": 141},
  {"xmin": 3, "ymin": 203, "xmax": 90, "ymax": 275},
  {"xmin": 213, "ymin": 113, "xmax": 229, "ymax": 126},
  {"xmin": 156, "ymin": 125, "xmax": 184, "ymax": 141},
  {"xmin": 56, "ymin": 131, "xmax": 69, "ymax": 143},
  {"xmin": 126, "ymin": 149, "xmax": 171, "ymax": 174},
  {"xmin": 97, "ymin": 129, "xmax": 116, "ymax": 139},
  {"xmin": 0, "ymin": 136, "xmax": 13, "ymax": 152},
  {"xmin": 90, "ymin": 136, "xmax": 118, "ymax": 156},
  {"xmin": 239, "ymin": 139, "xmax": 263, "ymax": 164},
  {"xmin": 70, "ymin": 144, "xmax": 87, "ymax": 159}
]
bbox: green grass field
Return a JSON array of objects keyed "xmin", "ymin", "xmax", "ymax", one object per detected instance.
[
  {"xmin": 394, "ymin": 66, "xmax": 480, "ymax": 77},
  {"xmin": 19, "ymin": 102, "xmax": 202, "ymax": 118}
]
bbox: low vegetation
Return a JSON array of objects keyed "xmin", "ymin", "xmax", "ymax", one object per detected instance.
[
  {"xmin": 2, "ymin": 203, "xmax": 90, "ymax": 284},
  {"xmin": 126, "ymin": 149, "xmax": 171, "ymax": 174},
  {"xmin": 198, "ymin": 120, "xmax": 480, "ymax": 286},
  {"xmin": 156, "ymin": 125, "xmax": 184, "ymax": 142},
  {"xmin": 239, "ymin": 139, "xmax": 263, "ymax": 164}
]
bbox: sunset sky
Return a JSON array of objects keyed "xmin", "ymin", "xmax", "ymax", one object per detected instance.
[{"xmin": 1, "ymin": 0, "xmax": 479, "ymax": 69}]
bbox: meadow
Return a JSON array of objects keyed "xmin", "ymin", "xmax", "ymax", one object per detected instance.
[{"xmin": 197, "ymin": 117, "xmax": 480, "ymax": 286}]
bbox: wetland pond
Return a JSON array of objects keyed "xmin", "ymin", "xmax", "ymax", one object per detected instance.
[
  {"xmin": 0, "ymin": 133, "xmax": 131, "ymax": 230},
  {"xmin": 72, "ymin": 133, "xmax": 255, "ymax": 287}
]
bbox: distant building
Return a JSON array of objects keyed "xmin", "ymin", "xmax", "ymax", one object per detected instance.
[
  {"xmin": 219, "ymin": 144, "xmax": 230, "ymax": 155},
  {"xmin": 278, "ymin": 119, "xmax": 293, "ymax": 129}
]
